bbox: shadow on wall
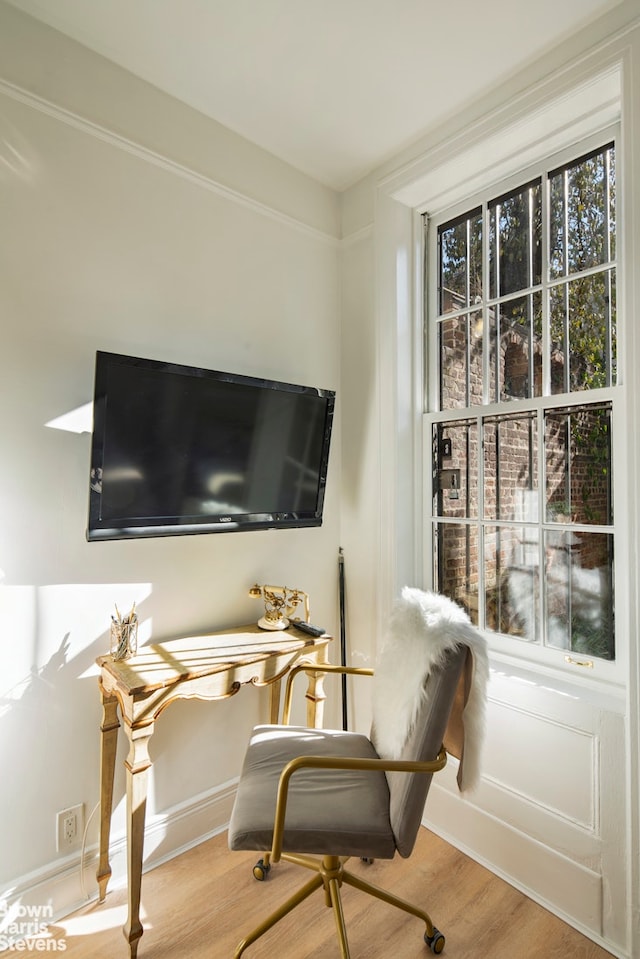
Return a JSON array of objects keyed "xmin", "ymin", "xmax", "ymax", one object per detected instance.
[
  {"xmin": 0, "ymin": 582, "xmax": 152, "ymax": 887},
  {"xmin": 0, "ymin": 631, "xmax": 71, "ymax": 723}
]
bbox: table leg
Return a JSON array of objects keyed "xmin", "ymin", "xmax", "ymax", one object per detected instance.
[
  {"xmin": 305, "ymin": 645, "xmax": 330, "ymax": 728},
  {"xmin": 268, "ymin": 677, "xmax": 282, "ymax": 724},
  {"xmin": 122, "ymin": 721, "xmax": 154, "ymax": 959},
  {"xmin": 97, "ymin": 685, "xmax": 120, "ymax": 902}
]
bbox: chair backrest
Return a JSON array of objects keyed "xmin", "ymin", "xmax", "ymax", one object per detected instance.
[{"xmin": 372, "ymin": 644, "xmax": 467, "ymax": 858}]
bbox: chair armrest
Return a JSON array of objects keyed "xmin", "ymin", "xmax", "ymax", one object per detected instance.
[
  {"xmin": 282, "ymin": 663, "xmax": 374, "ymax": 725},
  {"xmin": 270, "ymin": 746, "xmax": 448, "ymax": 862}
]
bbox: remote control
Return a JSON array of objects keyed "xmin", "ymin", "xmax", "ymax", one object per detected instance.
[{"xmin": 290, "ymin": 620, "xmax": 326, "ymax": 637}]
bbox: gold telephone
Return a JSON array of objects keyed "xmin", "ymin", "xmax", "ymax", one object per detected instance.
[{"xmin": 249, "ymin": 584, "xmax": 310, "ymax": 631}]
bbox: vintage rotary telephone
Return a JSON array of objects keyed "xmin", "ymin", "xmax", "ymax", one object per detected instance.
[{"xmin": 249, "ymin": 584, "xmax": 310, "ymax": 631}]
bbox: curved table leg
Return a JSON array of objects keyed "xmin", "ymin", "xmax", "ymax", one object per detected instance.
[
  {"xmin": 122, "ymin": 720, "xmax": 154, "ymax": 959},
  {"xmin": 305, "ymin": 644, "xmax": 330, "ymax": 728},
  {"xmin": 97, "ymin": 686, "xmax": 120, "ymax": 902},
  {"xmin": 268, "ymin": 677, "xmax": 282, "ymax": 724}
]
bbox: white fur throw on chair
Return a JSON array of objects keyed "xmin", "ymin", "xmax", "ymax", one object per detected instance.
[{"xmin": 372, "ymin": 587, "xmax": 489, "ymax": 792}]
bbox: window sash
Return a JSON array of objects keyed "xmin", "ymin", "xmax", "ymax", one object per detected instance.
[
  {"xmin": 430, "ymin": 400, "xmax": 614, "ymax": 659},
  {"xmin": 425, "ymin": 134, "xmax": 618, "ymax": 670}
]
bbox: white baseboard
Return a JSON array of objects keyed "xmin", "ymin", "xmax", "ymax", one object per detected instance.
[
  {"xmin": 0, "ymin": 778, "xmax": 237, "ymax": 939},
  {"xmin": 423, "ymin": 778, "xmax": 628, "ymax": 959}
]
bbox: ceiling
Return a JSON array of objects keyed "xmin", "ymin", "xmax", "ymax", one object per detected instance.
[{"xmin": 5, "ymin": 0, "xmax": 624, "ymax": 191}]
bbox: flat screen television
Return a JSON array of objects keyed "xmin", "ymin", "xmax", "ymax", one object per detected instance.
[{"xmin": 87, "ymin": 351, "xmax": 335, "ymax": 541}]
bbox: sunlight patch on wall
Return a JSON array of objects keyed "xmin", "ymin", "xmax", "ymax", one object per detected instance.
[{"xmin": 44, "ymin": 401, "xmax": 93, "ymax": 434}]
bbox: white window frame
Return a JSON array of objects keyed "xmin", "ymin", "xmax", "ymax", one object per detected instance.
[
  {"xmin": 372, "ymin": 56, "xmax": 629, "ymax": 691},
  {"xmin": 422, "ymin": 124, "xmax": 625, "ymax": 688},
  {"xmin": 420, "ymin": 112, "xmax": 630, "ymax": 686}
]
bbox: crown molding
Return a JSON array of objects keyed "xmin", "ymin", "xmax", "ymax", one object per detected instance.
[{"xmin": 0, "ymin": 77, "xmax": 339, "ymax": 248}]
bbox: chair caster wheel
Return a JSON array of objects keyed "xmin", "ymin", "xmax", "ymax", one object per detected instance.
[
  {"xmin": 253, "ymin": 859, "xmax": 271, "ymax": 881},
  {"xmin": 425, "ymin": 927, "xmax": 445, "ymax": 954},
  {"xmin": 360, "ymin": 857, "xmax": 374, "ymax": 864}
]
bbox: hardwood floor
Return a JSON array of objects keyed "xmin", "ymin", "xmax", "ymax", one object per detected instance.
[{"xmin": 47, "ymin": 828, "xmax": 614, "ymax": 958}]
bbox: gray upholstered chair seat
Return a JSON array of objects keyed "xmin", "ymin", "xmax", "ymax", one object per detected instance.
[{"xmin": 229, "ymin": 724, "xmax": 396, "ymax": 859}]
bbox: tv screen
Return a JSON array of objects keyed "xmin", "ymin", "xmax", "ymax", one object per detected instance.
[{"xmin": 87, "ymin": 352, "xmax": 335, "ymax": 541}]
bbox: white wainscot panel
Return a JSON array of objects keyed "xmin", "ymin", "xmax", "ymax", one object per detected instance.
[
  {"xmin": 425, "ymin": 672, "xmax": 629, "ymax": 950},
  {"xmin": 484, "ymin": 699, "xmax": 596, "ymax": 830}
]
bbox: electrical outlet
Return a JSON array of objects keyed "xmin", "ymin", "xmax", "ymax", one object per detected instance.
[{"xmin": 56, "ymin": 804, "xmax": 84, "ymax": 852}]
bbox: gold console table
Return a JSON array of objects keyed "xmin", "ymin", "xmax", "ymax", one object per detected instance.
[{"xmin": 96, "ymin": 623, "xmax": 331, "ymax": 958}]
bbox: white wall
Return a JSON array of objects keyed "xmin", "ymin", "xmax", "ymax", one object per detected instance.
[
  {"xmin": 340, "ymin": 3, "xmax": 640, "ymax": 957},
  {"xmin": 0, "ymin": 1, "xmax": 341, "ymax": 916},
  {"xmin": 3, "ymin": 0, "xmax": 640, "ymax": 954}
]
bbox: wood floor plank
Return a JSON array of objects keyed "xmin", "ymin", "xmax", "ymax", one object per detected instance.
[{"xmin": 45, "ymin": 828, "xmax": 614, "ymax": 958}]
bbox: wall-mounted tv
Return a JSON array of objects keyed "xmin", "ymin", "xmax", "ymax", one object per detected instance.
[{"xmin": 87, "ymin": 351, "xmax": 335, "ymax": 541}]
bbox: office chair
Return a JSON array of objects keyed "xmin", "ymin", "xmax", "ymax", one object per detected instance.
[{"xmin": 229, "ymin": 588, "xmax": 488, "ymax": 958}]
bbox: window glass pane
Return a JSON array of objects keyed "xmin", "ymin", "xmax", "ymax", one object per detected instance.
[
  {"xmin": 549, "ymin": 143, "xmax": 615, "ymax": 279},
  {"xmin": 485, "ymin": 525, "xmax": 540, "ymax": 641},
  {"xmin": 469, "ymin": 310, "xmax": 484, "ymax": 405},
  {"xmin": 440, "ymin": 311, "xmax": 485, "ymax": 409},
  {"xmin": 568, "ymin": 271, "xmax": 614, "ymax": 391},
  {"xmin": 489, "ymin": 205, "xmax": 497, "ymax": 300},
  {"xmin": 550, "ymin": 151, "xmax": 612, "ymax": 276},
  {"xmin": 611, "ymin": 270, "xmax": 617, "ymax": 384},
  {"xmin": 493, "ymin": 293, "xmax": 543, "ymax": 401},
  {"xmin": 609, "ymin": 147, "xmax": 616, "ymax": 262},
  {"xmin": 434, "ymin": 522, "xmax": 479, "ymax": 624},
  {"xmin": 545, "ymin": 529, "xmax": 614, "ymax": 659},
  {"xmin": 434, "ymin": 420, "xmax": 478, "ymax": 519},
  {"xmin": 549, "ymin": 271, "xmax": 616, "ymax": 393},
  {"xmin": 549, "ymin": 284, "xmax": 568, "ymax": 395},
  {"xmin": 487, "ymin": 306, "xmax": 501, "ymax": 405},
  {"xmin": 438, "ymin": 210, "xmax": 482, "ymax": 315},
  {"xmin": 545, "ymin": 410, "xmax": 570, "ymax": 521},
  {"xmin": 545, "ymin": 404, "xmax": 612, "ymax": 525},
  {"xmin": 470, "ymin": 212, "xmax": 483, "ymax": 304},
  {"xmin": 439, "ymin": 219, "xmax": 467, "ymax": 313},
  {"xmin": 549, "ymin": 171, "xmax": 565, "ymax": 279},
  {"xmin": 532, "ymin": 294, "xmax": 543, "ymax": 398},
  {"xmin": 489, "ymin": 181, "xmax": 542, "ymax": 298},
  {"xmin": 484, "ymin": 413, "xmax": 538, "ymax": 522},
  {"xmin": 439, "ymin": 316, "xmax": 467, "ymax": 409},
  {"xmin": 567, "ymin": 150, "xmax": 607, "ymax": 273}
]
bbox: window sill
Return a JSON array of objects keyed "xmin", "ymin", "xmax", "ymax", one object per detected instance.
[{"xmin": 488, "ymin": 641, "xmax": 626, "ymax": 712}]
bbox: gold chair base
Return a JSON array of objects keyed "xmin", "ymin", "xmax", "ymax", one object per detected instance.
[{"xmin": 234, "ymin": 854, "xmax": 440, "ymax": 959}]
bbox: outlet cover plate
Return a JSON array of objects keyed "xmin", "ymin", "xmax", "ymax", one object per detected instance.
[{"xmin": 56, "ymin": 803, "xmax": 84, "ymax": 852}]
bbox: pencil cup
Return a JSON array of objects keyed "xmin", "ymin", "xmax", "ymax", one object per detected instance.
[{"xmin": 110, "ymin": 619, "xmax": 138, "ymax": 660}]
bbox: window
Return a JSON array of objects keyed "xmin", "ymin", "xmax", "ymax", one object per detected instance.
[{"xmin": 427, "ymin": 140, "xmax": 616, "ymax": 662}]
